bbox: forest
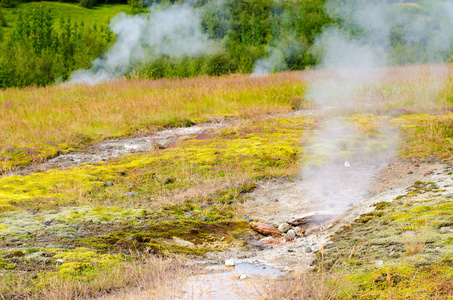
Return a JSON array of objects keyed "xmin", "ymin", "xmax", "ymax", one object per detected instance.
[{"xmin": 0, "ymin": 0, "xmax": 451, "ymax": 88}]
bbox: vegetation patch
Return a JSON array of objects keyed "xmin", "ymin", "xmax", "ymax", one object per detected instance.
[
  {"xmin": 317, "ymin": 185, "xmax": 453, "ymax": 298},
  {"xmin": 0, "ymin": 116, "xmax": 309, "ymax": 210}
]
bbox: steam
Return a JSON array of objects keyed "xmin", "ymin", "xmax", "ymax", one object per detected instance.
[
  {"xmin": 302, "ymin": 0, "xmax": 453, "ymax": 215},
  {"xmin": 69, "ymin": 3, "xmax": 217, "ymax": 84},
  {"xmin": 252, "ymin": 47, "xmax": 287, "ymax": 77}
]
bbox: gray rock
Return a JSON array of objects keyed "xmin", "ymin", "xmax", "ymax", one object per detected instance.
[
  {"xmin": 305, "ymin": 246, "xmax": 312, "ymax": 253},
  {"xmin": 247, "ymin": 218, "xmax": 253, "ymax": 222},
  {"xmin": 274, "ymin": 199, "xmax": 279, "ymax": 202},
  {"xmin": 287, "ymin": 229, "xmax": 296, "ymax": 240},
  {"xmin": 105, "ymin": 181, "xmax": 114, "ymax": 186},
  {"xmin": 127, "ymin": 183, "xmax": 135, "ymax": 188},
  {"xmin": 125, "ymin": 192, "xmax": 135, "ymax": 197},
  {"xmin": 375, "ymin": 260, "xmax": 384, "ymax": 267},
  {"xmin": 278, "ymin": 223, "xmax": 291, "ymax": 233},
  {"xmin": 200, "ymin": 217, "xmax": 208, "ymax": 222},
  {"xmin": 55, "ymin": 259, "xmax": 64, "ymax": 264}
]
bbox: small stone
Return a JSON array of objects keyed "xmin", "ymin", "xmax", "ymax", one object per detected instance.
[
  {"xmin": 375, "ymin": 260, "xmax": 384, "ymax": 267},
  {"xmin": 407, "ymin": 171, "xmax": 414, "ymax": 174},
  {"xmin": 287, "ymin": 229, "xmax": 296, "ymax": 240},
  {"xmin": 225, "ymin": 259, "xmax": 235, "ymax": 266},
  {"xmin": 127, "ymin": 183, "xmax": 135, "ymax": 188},
  {"xmin": 344, "ymin": 161, "xmax": 351, "ymax": 167},
  {"xmin": 305, "ymin": 246, "xmax": 312, "ymax": 253},
  {"xmin": 55, "ymin": 259, "xmax": 64, "ymax": 264},
  {"xmin": 247, "ymin": 218, "xmax": 253, "ymax": 222},
  {"xmin": 125, "ymin": 192, "xmax": 135, "ymax": 197},
  {"xmin": 414, "ymin": 162, "xmax": 420, "ymax": 167},
  {"xmin": 200, "ymin": 217, "xmax": 208, "ymax": 222},
  {"xmin": 105, "ymin": 181, "xmax": 114, "ymax": 186},
  {"xmin": 274, "ymin": 199, "xmax": 279, "ymax": 202},
  {"xmin": 184, "ymin": 213, "xmax": 191, "ymax": 218},
  {"xmin": 278, "ymin": 223, "xmax": 291, "ymax": 233},
  {"xmin": 239, "ymin": 274, "xmax": 247, "ymax": 280}
]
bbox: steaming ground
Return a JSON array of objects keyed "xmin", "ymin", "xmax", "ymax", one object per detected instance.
[{"xmin": 95, "ymin": 157, "xmax": 453, "ymax": 299}]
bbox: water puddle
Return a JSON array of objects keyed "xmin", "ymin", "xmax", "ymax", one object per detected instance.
[{"xmin": 182, "ymin": 262, "xmax": 286, "ymax": 300}]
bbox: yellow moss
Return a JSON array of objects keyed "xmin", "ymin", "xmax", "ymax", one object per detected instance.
[
  {"xmin": 0, "ymin": 116, "xmax": 309, "ymax": 210},
  {"xmin": 52, "ymin": 248, "xmax": 123, "ymax": 275}
]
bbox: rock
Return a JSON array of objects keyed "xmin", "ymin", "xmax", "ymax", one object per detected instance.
[
  {"xmin": 288, "ymin": 213, "xmax": 332, "ymax": 226},
  {"xmin": 305, "ymin": 226, "xmax": 320, "ymax": 236},
  {"xmin": 287, "ymin": 229, "xmax": 296, "ymax": 240},
  {"xmin": 249, "ymin": 222, "xmax": 281, "ymax": 237},
  {"xmin": 127, "ymin": 183, "xmax": 135, "ymax": 188},
  {"xmin": 247, "ymin": 218, "xmax": 253, "ymax": 222},
  {"xmin": 375, "ymin": 260, "xmax": 384, "ymax": 267},
  {"xmin": 344, "ymin": 161, "xmax": 351, "ymax": 167},
  {"xmin": 55, "ymin": 259, "xmax": 64, "ymax": 264},
  {"xmin": 125, "ymin": 192, "xmax": 135, "ymax": 197},
  {"xmin": 274, "ymin": 199, "xmax": 279, "ymax": 202},
  {"xmin": 293, "ymin": 226, "xmax": 306, "ymax": 237},
  {"xmin": 184, "ymin": 213, "xmax": 191, "ymax": 218},
  {"xmin": 225, "ymin": 259, "xmax": 235, "ymax": 266},
  {"xmin": 414, "ymin": 162, "xmax": 420, "ymax": 167},
  {"xmin": 105, "ymin": 181, "xmax": 114, "ymax": 186},
  {"xmin": 440, "ymin": 226, "xmax": 453, "ymax": 233},
  {"xmin": 407, "ymin": 171, "xmax": 414, "ymax": 174},
  {"xmin": 239, "ymin": 274, "xmax": 248, "ymax": 280},
  {"xmin": 172, "ymin": 237, "xmax": 195, "ymax": 248},
  {"xmin": 305, "ymin": 246, "xmax": 312, "ymax": 253},
  {"xmin": 278, "ymin": 223, "xmax": 290, "ymax": 233},
  {"xmin": 200, "ymin": 217, "xmax": 208, "ymax": 222}
]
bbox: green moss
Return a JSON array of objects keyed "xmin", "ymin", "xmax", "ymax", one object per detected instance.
[
  {"xmin": 77, "ymin": 220, "xmax": 250, "ymax": 256},
  {"xmin": 53, "ymin": 248, "xmax": 122, "ymax": 276},
  {"xmin": 0, "ymin": 117, "xmax": 310, "ymax": 211},
  {"xmin": 319, "ymin": 187, "xmax": 453, "ymax": 298}
]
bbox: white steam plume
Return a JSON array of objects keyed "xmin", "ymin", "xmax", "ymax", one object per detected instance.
[
  {"xmin": 69, "ymin": 3, "xmax": 217, "ymax": 84},
  {"xmin": 302, "ymin": 0, "xmax": 453, "ymax": 216}
]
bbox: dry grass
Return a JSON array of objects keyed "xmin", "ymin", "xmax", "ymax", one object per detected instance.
[
  {"xmin": 0, "ymin": 72, "xmax": 305, "ymax": 172},
  {"xmin": 257, "ymin": 248, "xmax": 353, "ymax": 300},
  {"xmin": 257, "ymin": 267, "xmax": 351, "ymax": 300},
  {"xmin": 303, "ymin": 63, "xmax": 453, "ymax": 116},
  {"xmin": 0, "ymin": 255, "xmax": 188, "ymax": 300}
]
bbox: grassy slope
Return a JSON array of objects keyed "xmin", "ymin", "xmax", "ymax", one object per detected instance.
[{"xmin": 2, "ymin": 2, "xmax": 128, "ymax": 36}]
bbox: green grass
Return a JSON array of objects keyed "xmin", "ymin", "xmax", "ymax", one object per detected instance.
[{"xmin": 1, "ymin": 1, "xmax": 128, "ymax": 37}]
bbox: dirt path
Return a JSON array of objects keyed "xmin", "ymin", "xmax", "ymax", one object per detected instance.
[{"xmin": 4, "ymin": 110, "xmax": 313, "ymax": 178}]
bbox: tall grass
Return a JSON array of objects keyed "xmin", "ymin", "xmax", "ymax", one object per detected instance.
[
  {"xmin": 0, "ymin": 72, "xmax": 305, "ymax": 171},
  {"xmin": 0, "ymin": 255, "xmax": 188, "ymax": 300}
]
